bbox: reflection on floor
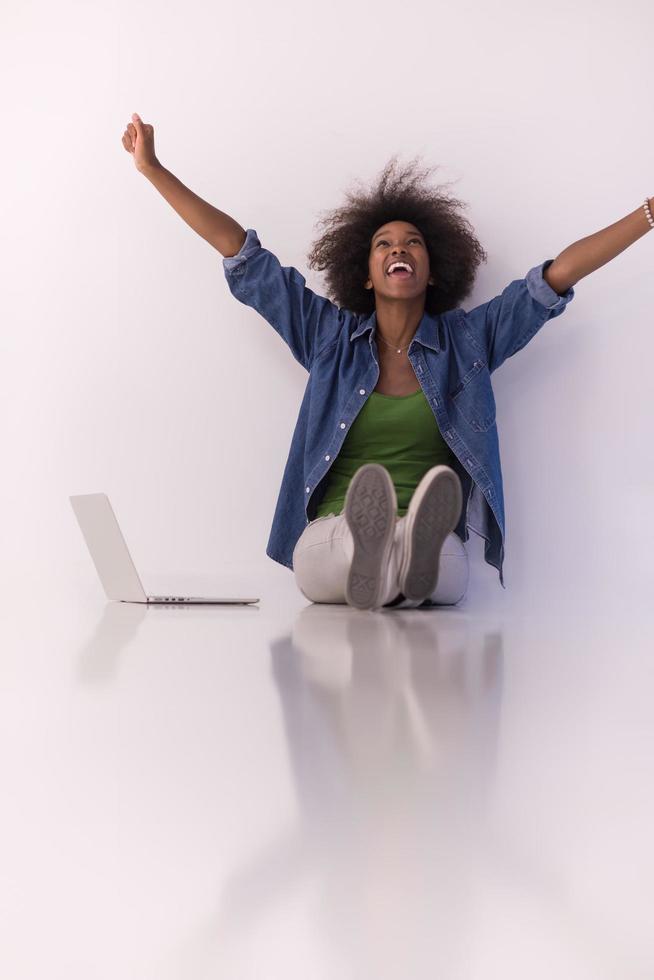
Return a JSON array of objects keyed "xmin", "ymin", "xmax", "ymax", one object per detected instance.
[{"xmin": 2, "ymin": 563, "xmax": 653, "ymax": 980}]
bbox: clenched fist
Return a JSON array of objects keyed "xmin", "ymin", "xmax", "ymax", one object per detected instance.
[{"xmin": 122, "ymin": 113, "xmax": 159, "ymax": 172}]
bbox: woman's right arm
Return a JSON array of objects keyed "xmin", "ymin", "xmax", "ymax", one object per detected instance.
[
  {"xmin": 122, "ymin": 113, "xmax": 345, "ymax": 372},
  {"xmin": 122, "ymin": 113, "xmax": 246, "ymax": 257}
]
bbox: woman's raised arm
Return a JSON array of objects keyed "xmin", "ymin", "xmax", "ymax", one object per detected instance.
[{"xmin": 121, "ymin": 112, "xmax": 247, "ymax": 257}]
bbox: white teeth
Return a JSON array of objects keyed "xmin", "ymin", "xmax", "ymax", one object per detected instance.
[{"xmin": 387, "ymin": 261, "xmax": 413, "ymax": 274}]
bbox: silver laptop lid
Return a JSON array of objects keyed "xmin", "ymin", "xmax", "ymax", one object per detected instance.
[{"xmin": 70, "ymin": 493, "xmax": 147, "ymax": 602}]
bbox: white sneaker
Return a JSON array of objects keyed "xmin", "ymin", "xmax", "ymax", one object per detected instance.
[
  {"xmin": 398, "ymin": 466, "xmax": 463, "ymax": 603},
  {"xmin": 343, "ymin": 464, "xmax": 397, "ymax": 611}
]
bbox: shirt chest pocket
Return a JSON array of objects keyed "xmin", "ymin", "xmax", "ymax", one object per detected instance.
[{"xmin": 448, "ymin": 359, "xmax": 496, "ymax": 432}]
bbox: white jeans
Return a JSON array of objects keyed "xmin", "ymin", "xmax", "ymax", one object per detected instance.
[{"xmin": 292, "ymin": 512, "xmax": 469, "ymax": 609}]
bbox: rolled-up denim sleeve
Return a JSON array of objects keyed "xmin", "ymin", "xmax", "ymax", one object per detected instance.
[
  {"xmin": 222, "ymin": 228, "xmax": 345, "ymax": 372},
  {"xmin": 460, "ymin": 259, "xmax": 575, "ymax": 374}
]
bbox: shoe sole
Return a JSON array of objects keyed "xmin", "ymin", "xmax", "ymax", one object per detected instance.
[
  {"xmin": 399, "ymin": 466, "xmax": 463, "ymax": 603},
  {"xmin": 344, "ymin": 464, "xmax": 397, "ymax": 610}
]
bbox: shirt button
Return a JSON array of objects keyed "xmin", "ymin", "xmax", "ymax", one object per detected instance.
[
  {"xmin": 340, "ymin": 422, "xmax": 346, "ymax": 429},
  {"xmin": 465, "ymin": 458, "xmax": 472, "ymax": 466},
  {"xmin": 417, "ymin": 366, "xmax": 422, "ymax": 373},
  {"xmin": 359, "ymin": 388, "xmax": 365, "ymax": 395},
  {"xmin": 325, "ymin": 454, "xmax": 330, "ymax": 461},
  {"xmin": 305, "ymin": 486, "xmax": 310, "ymax": 493}
]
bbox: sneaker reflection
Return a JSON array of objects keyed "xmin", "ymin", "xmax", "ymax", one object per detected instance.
[{"xmin": 215, "ymin": 606, "xmax": 503, "ymax": 978}]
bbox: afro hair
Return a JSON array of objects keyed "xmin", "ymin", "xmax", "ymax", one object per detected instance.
[{"xmin": 306, "ymin": 154, "xmax": 488, "ymax": 317}]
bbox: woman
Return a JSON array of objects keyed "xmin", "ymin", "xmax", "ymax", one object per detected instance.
[{"xmin": 122, "ymin": 113, "xmax": 653, "ymax": 611}]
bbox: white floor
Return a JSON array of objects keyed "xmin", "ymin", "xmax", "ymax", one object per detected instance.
[{"xmin": 2, "ymin": 553, "xmax": 654, "ymax": 980}]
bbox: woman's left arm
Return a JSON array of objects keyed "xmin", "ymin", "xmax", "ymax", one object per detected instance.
[{"xmin": 543, "ymin": 197, "xmax": 654, "ymax": 295}]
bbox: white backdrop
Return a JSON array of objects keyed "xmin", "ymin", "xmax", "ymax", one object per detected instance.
[{"xmin": 2, "ymin": 0, "xmax": 653, "ymax": 604}]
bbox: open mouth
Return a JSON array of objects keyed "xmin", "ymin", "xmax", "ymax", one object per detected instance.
[{"xmin": 386, "ymin": 260, "xmax": 415, "ymax": 279}]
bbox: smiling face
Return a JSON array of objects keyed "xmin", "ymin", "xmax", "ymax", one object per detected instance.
[{"xmin": 365, "ymin": 220, "xmax": 434, "ymax": 299}]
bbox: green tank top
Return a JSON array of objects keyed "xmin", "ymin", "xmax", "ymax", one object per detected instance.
[{"xmin": 315, "ymin": 387, "xmax": 457, "ymax": 518}]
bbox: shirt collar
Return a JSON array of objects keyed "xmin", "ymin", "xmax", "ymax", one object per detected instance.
[{"xmin": 350, "ymin": 309, "xmax": 441, "ymax": 353}]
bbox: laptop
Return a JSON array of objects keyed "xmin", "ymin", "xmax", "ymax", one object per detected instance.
[{"xmin": 70, "ymin": 493, "xmax": 259, "ymax": 605}]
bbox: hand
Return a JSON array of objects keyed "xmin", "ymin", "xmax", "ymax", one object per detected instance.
[{"xmin": 122, "ymin": 113, "xmax": 159, "ymax": 172}]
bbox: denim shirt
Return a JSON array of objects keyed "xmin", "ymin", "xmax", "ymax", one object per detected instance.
[{"xmin": 223, "ymin": 229, "xmax": 575, "ymax": 588}]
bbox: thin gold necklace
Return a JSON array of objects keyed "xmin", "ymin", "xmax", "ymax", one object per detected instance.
[{"xmin": 376, "ymin": 331, "xmax": 410, "ymax": 355}]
